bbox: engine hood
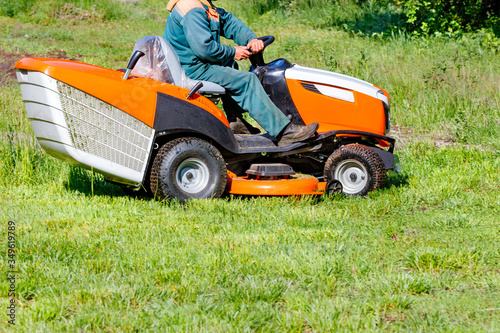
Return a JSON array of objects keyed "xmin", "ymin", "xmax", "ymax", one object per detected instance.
[{"xmin": 285, "ymin": 65, "xmax": 389, "ymax": 106}]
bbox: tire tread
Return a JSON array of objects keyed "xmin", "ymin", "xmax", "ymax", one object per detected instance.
[
  {"xmin": 150, "ymin": 137, "xmax": 226, "ymax": 201},
  {"xmin": 323, "ymin": 144, "xmax": 386, "ymax": 196}
]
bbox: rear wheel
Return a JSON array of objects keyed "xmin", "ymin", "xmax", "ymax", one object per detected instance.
[
  {"xmin": 323, "ymin": 144, "xmax": 386, "ymax": 196},
  {"xmin": 150, "ymin": 137, "xmax": 227, "ymax": 202}
]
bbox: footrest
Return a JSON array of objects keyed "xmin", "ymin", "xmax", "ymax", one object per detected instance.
[
  {"xmin": 234, "ymin": 130, "xmax": 336, "ymax": 153},
  {"xmin": 234, "ymin": 133, "xmax": 277, "ymax": 148}
]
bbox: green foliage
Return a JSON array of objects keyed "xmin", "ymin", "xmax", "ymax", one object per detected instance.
[
  {"xmin": 231, "ymin": 0, "xmax": 500, "ymax": 35},
  {"xmin": 238, "ymin": 0, "xmax": 403, "ymax": 34},
  {"xmin": 395, "ymin": 0, "xmax": 500, "ymax": 34},
  {"xmin": 0, "ymin": 0, "xmax": 37, "ymax": 18}
]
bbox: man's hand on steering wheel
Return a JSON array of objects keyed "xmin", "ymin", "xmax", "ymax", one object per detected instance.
[
  {"xmin": 234, "ymin": 46, "xmax": 252, "ymax": 60},
  {"xmin": 246, "ymin": 39, "xmax": 264, "ymax": 54},
  {"xmin": 233, "ymin": 36, "xmax": 272, "ymax": 61}
]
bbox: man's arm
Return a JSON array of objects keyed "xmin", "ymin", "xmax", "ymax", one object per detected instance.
[
  {"xmin": 218, "ymin": 8, "xmax": 257, "ymax": 47},
  {"xmin": 182, "ymin": 7, "xmax": 236, "ymax": 63}
]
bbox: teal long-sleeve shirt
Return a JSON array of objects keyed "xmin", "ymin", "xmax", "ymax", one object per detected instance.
[{"xmin": 163, "ymin": 3, "xmax": 257, "ymax": 78}]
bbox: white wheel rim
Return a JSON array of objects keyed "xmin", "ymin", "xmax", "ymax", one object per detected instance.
[
  {"xmin": 334, "ymin": 159, "xmax": 368, "ymax": 195},
  {"xmin": 175, "ymin": 158, "xmax": 210, "ymax": 194}
]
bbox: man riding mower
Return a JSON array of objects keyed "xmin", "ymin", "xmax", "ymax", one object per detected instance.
[{"xmin": 14, "ymin": 1, "xmax": 399, "ymax": 201}]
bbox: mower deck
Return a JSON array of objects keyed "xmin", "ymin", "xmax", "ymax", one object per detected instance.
[{"xmin": 227, "ymin": 171, "xmax": 327, "ymax": 195}]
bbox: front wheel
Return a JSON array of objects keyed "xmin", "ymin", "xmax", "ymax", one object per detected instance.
[
  {"xmin": 150, "ymin": 137, "xmax": 227, "ymax": 202},
  {"xmin": 323, "ymin": 144, "xmax": 386, "ymax": 196}
]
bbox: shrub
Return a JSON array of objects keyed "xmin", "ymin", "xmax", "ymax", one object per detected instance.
[
  {"xmin": 397, "ymin": 0, "xmax": 500, "ymax": 34},
  {"xmin": 242, "ymin": 0, "xmax": 499, "ymax": 35},
  {"xmin": 0, "ymin": 0, "xmax": 37, "ymax": 17}
]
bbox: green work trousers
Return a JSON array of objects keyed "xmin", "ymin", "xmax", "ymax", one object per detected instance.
[{"xmin": 193, "ymin": 65, "xmax": 290, "ymax": 138}]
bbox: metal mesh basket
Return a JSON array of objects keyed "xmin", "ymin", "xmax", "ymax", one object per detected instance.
[{"xmin": 57, "ymin": 81, "xmax": 154, "ymax": 173}]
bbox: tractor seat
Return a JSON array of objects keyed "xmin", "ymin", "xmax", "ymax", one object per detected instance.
[{"xmin": 130, "ymin": 36, "xmax": 226, "ymax": 95}]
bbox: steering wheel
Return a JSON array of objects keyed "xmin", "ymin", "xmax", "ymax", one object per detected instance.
[
  {"xmin": 249, "ymin": 35, "xmax": 275, "ymax": 68},
  {"xmin": 248, "ymin": 36, "xmax": 275, "ymax": 52},
  {"xmin": 258, "ymin": 35, "xmax": 275, "ymax": 49}
]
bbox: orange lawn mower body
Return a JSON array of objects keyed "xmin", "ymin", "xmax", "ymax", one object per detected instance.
[{"xmin": 15, "ymin": 35, "xmax": 400, "ymax": 201}]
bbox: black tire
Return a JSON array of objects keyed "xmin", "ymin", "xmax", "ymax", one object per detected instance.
[
  {"xmin": 323, "ymin": 144, "xmax": 386, "ymax": 196},
  {"xmin": 150, "ymin": 137, "xmax": 227, "ymax": 202}
]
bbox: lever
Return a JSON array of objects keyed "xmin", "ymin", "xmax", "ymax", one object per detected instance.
[
  {"xmin": 187, "ymin": 81, "xmax": 204, "ymax": 99},
  {"xmin": 122, "ymin": 50, "xmax": 145, "ymax": 80}
]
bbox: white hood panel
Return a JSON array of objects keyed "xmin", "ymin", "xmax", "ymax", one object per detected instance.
[{"xmin": 285, "ymin": 65, "xmax": 389, "ymax": 106}]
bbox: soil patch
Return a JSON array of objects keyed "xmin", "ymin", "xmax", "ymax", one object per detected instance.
[
  {"xmin": 0, "ymin": 49, "xmax": 79, "ymax": 85},
  {"xmin": 391, "ymin": 125, "xmax": 495, "ymax": 151},
  {"xmin": 392, "ymin": 125, "xmax": 456, "ymax": 148}
]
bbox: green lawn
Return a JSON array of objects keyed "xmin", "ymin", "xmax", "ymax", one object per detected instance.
[
  {"xmin": 1, "ymin": 0, "xmax": 500, "ymax": 331},
  {"xmin": 1, "ymin": 145, "xmax": 499, "ymax": 331}
]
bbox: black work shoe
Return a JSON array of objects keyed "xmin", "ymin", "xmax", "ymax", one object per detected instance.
[
  {"xmin": 277, "ymin": 122, "xmax": 319, "ymax": 147},
  {"xmin": 230, "ymin": 118, "xmax": 261, "ymax": 135}
]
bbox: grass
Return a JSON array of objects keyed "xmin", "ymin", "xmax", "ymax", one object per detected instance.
[
  {"xmin": 1, "ymin": 145, "xmax": 499, "ymax": 330},
  {"xmin": 1, "ymin": 0, "xmax": 500, "ymax": 330}
]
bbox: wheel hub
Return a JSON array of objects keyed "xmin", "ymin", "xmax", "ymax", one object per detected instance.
[
  {"xmin": 176, "ymin": 158, "xmax": 210, "ymax": 194},
  {"xmin": 334, "ymin": 159, "xmax": 368, "ymax": 195}
]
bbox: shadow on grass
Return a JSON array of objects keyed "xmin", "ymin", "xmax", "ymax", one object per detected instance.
[
  {"xmin": 387, "ymin": 172, "xmax": 409, "ymax": 189},
  {"xmin": 63, "ymin": 165, "xmax": 150, "ymax": 198}
]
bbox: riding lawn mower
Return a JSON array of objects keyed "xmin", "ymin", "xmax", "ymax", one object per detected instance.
[{"xmin": 15, "ymin": 35, "xmax": 400, "ymax": 201}]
